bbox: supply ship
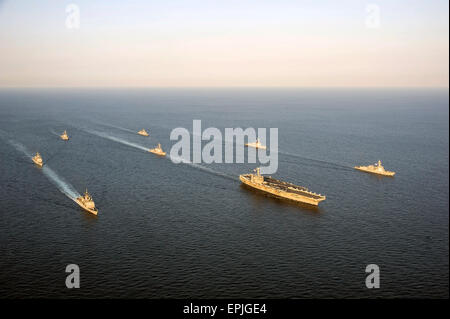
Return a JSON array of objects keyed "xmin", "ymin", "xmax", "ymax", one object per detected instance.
[
  {"xmin": 354, "ymin": 160, "xmax": 395, "ymax": 176},
  {"xmin": 138, "ymin": 129, "xmax": 149, "ymax": 136},
  {"xmin": 60, "ymin": 130, "xmax": 69, "ymax": 140},
  {"xmin": 240, "ymin": 168, "xmax": 326, "ymax": 206},
  {"xmin": 149, "ymin": 143, "xmax": 166, "ymax": 156},
  {"xmin": 32, "ymin": 152, "xmax": 43, "ymax": 167},
  {"xmin": 245, "ymin": 138, "xmax": 266, "ymax": 150},
  {"xmin": 75, "ymin": 189, "xmax": 98, "ymax": 215}
]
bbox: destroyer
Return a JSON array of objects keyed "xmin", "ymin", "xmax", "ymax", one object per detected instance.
[
  {"xmin": 354, "ymin": 160, "xmax": 395, "ymax": 176},
  {"xmin": 245, "ymin": 138, "xmax": 266, "ymax": 150},
  {"xmin": 149, "ymin": 143, "xmax": 166, "ymax": 156},
  {"xmin": 32, "ymin": 152, "xmax": 43, "ymax": 167},
  {"xmin": 240, "ymin": 168, "xmax": 326, "ymax": 206},
  {"xmin": 138, "ymin": 129, "xmax": 149, "ymax": 136},
  {"xmin": 60, "ymin": 130, "xmax": 69, "ymax": 141},
  {"xmin": 75, "ymin": 189, "xmax": 98, "ymax": 215}
]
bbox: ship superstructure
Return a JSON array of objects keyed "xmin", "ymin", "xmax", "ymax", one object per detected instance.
[
  {"xmin": 149, "ymin": 143, "xmax": 166, "ymax": 156},
  {"xmin": 245, "ymin": 138, "xmax": 267, "ymax": 150},
  {"xmin": 75, "ymin": 189, "xmax": 98, "ymax": 215},
  {"xmin": 32, "ymin": 152, "xmax": 43, "ymax": 167},
  {"xmin": 138, "ymin": 129, "xmax": 149, "ymax": 136},
  {"xmin": 354, "ymin": 160, "xmax": 395, "ymax": 176},
  {"xmin": 60, "ymin": 130, "xmax": 69, "ymax": 140}
]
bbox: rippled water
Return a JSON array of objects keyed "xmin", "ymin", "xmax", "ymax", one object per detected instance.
[{"xmin": 0, "ymin": 88, "xmax": 448, "ymax": 298}]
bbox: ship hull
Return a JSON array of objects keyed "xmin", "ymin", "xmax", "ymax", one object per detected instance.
[
  {"xmin": 75, "ymin": 198, "xmax": 98, "ymax": 215},
  {"xmin": 138, "ymin": 132, "xmax": 149, "ymax": 136},
  {"xmin": 239, "ymin": 175, "xmax": 325, "ymax": 206},
  {"xmin": 245, "ymin": 144, "xmax": 266, "ymax": 150},
  {"xmin": 149, "ymin": 150, "xmax": 166, "ymax": 156},
  {"xmin": 32, "ymin": 159, "xmax": 43, "ymax": 167},
  {"xmin": 60, "ymin": 136, "xmax": 69, "ymax": 141},
  {"xmin": 354, "ymin": 167, "xmax": 395, "ymax": 176}
]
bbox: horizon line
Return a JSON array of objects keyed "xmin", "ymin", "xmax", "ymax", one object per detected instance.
[{"xmin": 0, "ymin": 86, "xmax": 448, "ymax": 90}]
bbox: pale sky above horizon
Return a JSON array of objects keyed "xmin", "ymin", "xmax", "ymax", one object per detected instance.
[{"xmin": 0, "ymin": 0, "xmax": 448, "ymax": 88}]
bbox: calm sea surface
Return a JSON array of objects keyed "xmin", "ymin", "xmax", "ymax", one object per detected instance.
[{"xmin": 0, "ymin": 88, "xmax": 448, "ymax": 298}]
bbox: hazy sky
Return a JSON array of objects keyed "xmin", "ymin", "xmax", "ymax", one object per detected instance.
[{"xmin": 0, "ymin": 0, "xmax": 448, "ymax": 87}]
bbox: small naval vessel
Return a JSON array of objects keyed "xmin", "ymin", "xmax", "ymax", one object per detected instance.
[
  {"xmin": 32, "ymin": 152, "xmax": 43, "ymax": 167},
  {"xmin": 149, "ymin": 143, "xmax": 166, "ymax": 156},
  {"xmin": 138, "ymin": 129, "xmax": 149, "ymax": 137},
  {"xmin": 60, "ymin": 130, "xmax": 69, "ymax": 141},
  {"xmin": 240, "ymin": 168, "xmax": 326, "ymax": 206},
  {"xmin": 354, "ymin": 160, "xmax": 395, "ymax": 177},
  {"xmin": 245, "ymin": 138, "xmax": 266, "ymax": 150},
  {"xmin": 75, "ymin": 189, "xmax": 98, "ymax": 215}
]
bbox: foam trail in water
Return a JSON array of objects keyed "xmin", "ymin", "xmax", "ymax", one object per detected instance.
[
  {"xmin": 191, "ymin": 129, "xmax": 348, "ymax": 170},
  {"xmin": 85, "ymin": 129, "xmax": 149, "ymax": 152},
  {"xmin": 42, "ymin": 166, "xmax": 81, "ymax": 201},
  {"xmin": 168, "ymin": 154, "xmax": 237, "ymax": 181},
  {"xmin": 91, "ymin": 120, "xmax": 136, "ymax": 134},
  {"xmin": 49, "ymin": 129, "xmax": 61, "ymax": 137},
  {"xmin": 189, "ymin": 130, "xmax": 350, "ymax": 173},
  {"xmin": 276, "ymin": 150, "xmax": 353, "ymax": 170},
  {"xmin": 86, "ymin": 128, "xmax": 236, "ymax": 181},
  {"xmin": 7, "ymin": 139, "xmax": 81, "ymax": 201},
  {"xmin": 8, "ymin": 139, "xmax": 34, "ymax": 158}
]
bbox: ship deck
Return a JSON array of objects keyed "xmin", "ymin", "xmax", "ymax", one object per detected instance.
[
  {"xmin": 354, "ymin": 167, "xmax": 395, "ymax": 176},
  {"xmin": 263, "ymin": 177, "xmax": 324, "ymax": 199},
  {"xmin": 241, "ymin": 174, "xmax": 324, "ymax": 200}
]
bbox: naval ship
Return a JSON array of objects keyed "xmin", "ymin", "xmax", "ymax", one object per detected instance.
[
  {"xmin": 75, "ymin": 189, "xmax": 98, "ymax": 215},
  {"xmin": 240, "ymin": 168, "xmax": 326, "ymax": 206},
  {"xmin": 32, "ymin": 152, "xmax": 43, "ymax": 167},
  {"xmin": 354, "ymin": 160, "xmax": 395, "ymax": 176},
  {"xmin": 60, "ymin": 130, "xmax": 69, "ymax": 141},
  {"xmin": 149, "ymin": 143, "xmax": 166, "ymax": 156},
  {"xmin": 245, "ymin": 138, "xmax": 266, "ymax": 150},
  {"xmin": 138, "ymin": 129, "xmax": 149, "ymax": 136}
]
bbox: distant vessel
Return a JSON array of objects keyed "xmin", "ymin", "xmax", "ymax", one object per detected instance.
[
  {"xmin": 149, "ymin": 143, "xmax": 166, "ymax": 156},
  {"xmin": 60, "ymin": 130, "xmax": 69, "ymax": 141},
  {"xmin": 354, "ymin": 160, "xmax": 395, "ymax": 176},
  {"xmin": 32, "ymin": 152, "xmax": 43, "ymax": 167},
  {"xmin": 138, "ymin": 129, "xmax": 149, "ymax": 136},
  {"xmin": 245, "ymin": 138, "xmax": 266, "ymax": 150},
  {"xmin": 75, "ymin": 189, "xmax": 98, "ymax": 215},
  {"xmin": 240, "ymin": 168, "xmax": 326, "ymax": 206}
]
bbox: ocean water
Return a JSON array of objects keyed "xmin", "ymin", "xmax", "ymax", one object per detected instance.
[{"xmin": 0, "ymin": 88, "xmax": 448, "ymax": 298}]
